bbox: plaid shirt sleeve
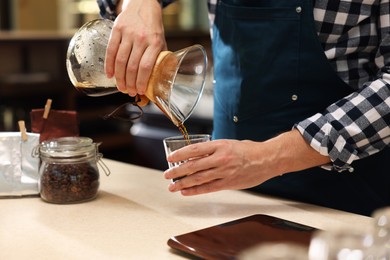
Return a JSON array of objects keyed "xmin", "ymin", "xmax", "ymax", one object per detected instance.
[
  {"xmin": 295, "ymin": 1, "xmax": 390, "ymax": 172},
  {"xmin": 96, "ymin": 0, "xmax": 173, "ymax": 19}
]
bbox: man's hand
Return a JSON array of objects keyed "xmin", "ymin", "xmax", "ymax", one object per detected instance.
[
  {"xmin": 106, "ymin": 0, "xmax": 167, "ymax": 98},
  {"xmin": 163, "ymin": 129, "xmax": 331, "ymax": 196}
]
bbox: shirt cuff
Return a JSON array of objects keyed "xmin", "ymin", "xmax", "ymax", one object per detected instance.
[{"xmin": 294, "ymin": 113, "xmax": 357, "ymax": 173}]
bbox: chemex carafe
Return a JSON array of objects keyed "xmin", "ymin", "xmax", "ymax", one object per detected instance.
[{"xmin": 66, "ymin": 19, "xmax": 208, "ymax": 126}]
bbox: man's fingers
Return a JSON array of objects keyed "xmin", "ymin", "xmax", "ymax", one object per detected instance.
[{"xmin": 105, "ymin": 29, "xmax": 121, "ymax": 79}]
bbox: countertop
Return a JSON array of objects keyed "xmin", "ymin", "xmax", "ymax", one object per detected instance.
[{"xmin": 0, "ymin": 159, "xmax": 372, "ymax": 259}]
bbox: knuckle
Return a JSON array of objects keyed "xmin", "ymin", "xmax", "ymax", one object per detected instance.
[
  {"xmin": 174, "ymin": 179, "xmax": 184, "ymax": 190},
  {"xmin": 189, "ymin": 144, "xmax": 201, "ymax": 153},
  {"xmin": 139, "ymin": 60, "xmax": 154, "ymax": 72},
  {"xmin": 111, "ymin": 25, "xmax": 121, "ymax": 35},
  {"xmin": 192, "ymin": 174, "xmax": 204, "ymax": 184},
  {"xmin": 168, "ymin": 167, "xmax": 177, "ymax": 176},
  {"xmin": 116, "ymin": 56, "xmax": 128, "ymax": 66},
  {"xmin": 126, "ymin": 63, "xmax": 138, "ymax": 74},
  {"xmin": 217, "ymin": 139, "xmax": 230, "ymax": 148},
  {"xmin": 151, "ymin": 36, "xmax": 165, "ymax": 47},
  {"xmin": 106, "ymin": 45, "xmax": 115, "ymax": 55},
  {"xmin": 185, "ymin": 160, "xmax": 197, "ymax": 172},
  {"xmin": 134, "ymin": 31, "xmax": 147, "ymax": 43},
  {"xmin": 216, "ymin": 155, "xmax": 230, "ymax": 166}
]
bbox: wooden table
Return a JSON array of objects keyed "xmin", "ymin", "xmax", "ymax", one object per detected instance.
[{"xmin": 0, "ymin": 159, "xmax": 373, "ymax": 259}]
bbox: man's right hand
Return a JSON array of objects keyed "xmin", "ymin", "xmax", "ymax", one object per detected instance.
[{"xmin": 105, "ymin": 0, "xmax": 167, "ymax": 99}]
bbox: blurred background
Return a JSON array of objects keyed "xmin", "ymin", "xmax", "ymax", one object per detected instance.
[
  {"xmin": 0, "ymin": 0, "xmax": 210, "ymax": 31},
  {"xmin": 0, "ymin": 0, "xmax": 213, "ymax": 170}
]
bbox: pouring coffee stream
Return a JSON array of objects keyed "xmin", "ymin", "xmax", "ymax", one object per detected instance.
[{"xmin": 66, "ymin": 19, "xmax": 208, "ymax": 138}]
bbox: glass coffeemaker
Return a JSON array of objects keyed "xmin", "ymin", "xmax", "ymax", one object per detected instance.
[{"xmin": 66, "ymin": 19, "xmax": 208, "ymax": 126}]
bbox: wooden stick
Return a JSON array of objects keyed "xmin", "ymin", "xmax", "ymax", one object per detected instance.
[
  {"xmin": 18, "ymin": 120, "xmax": 28, "ymax": 141},
  {"xmin": 43, "ymin": 99, "xmax": 52, "ymax": 119}
]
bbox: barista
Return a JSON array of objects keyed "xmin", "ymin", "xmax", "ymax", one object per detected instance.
[{"xmin": 97, "ymin": 0, "xmax": 390, "ymax": 216}]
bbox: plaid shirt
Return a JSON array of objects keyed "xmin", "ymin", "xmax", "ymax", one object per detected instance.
[{"xmin": 97, "ymin": 0, "xmax": 390, "ymax": 171}]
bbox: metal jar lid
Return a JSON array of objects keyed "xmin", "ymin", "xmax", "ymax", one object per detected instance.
[{"xmin": 38, "ymin": 136, "xmax": 98, "ymax": 160}]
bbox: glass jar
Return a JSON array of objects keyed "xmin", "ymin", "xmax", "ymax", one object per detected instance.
[{"xmin": 37, "ymin": 137, "xmax": 102, "ymax": 204}]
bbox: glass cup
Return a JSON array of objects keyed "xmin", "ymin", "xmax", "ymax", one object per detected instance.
[
  {"xmin": 371, "ymin": 207, "xmax": 390, "ymax": 259},
  {"xmin": 238, "ymin": 242, "xmax": 309, "ymax": 260},
  {"xmin": 163, "ymin": 134, "xmax": 210, "ymax": 182},
  {"xmin": 308, "ymin": 228, "xmax": 375, "ymax": 260}
]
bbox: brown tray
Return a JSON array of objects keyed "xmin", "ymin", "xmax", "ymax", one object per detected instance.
[{"xmin": 168, "ymin": 214, "xmax": 316, "ymax": 259}]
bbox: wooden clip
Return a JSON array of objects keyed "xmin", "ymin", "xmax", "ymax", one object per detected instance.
[
  {"xmin": 18, "ymin": 120, "xmax": 28, "ymax": 141},
  {"xmin": 43, "ymin": 99, "xmax": 52, "ymax": 119}
]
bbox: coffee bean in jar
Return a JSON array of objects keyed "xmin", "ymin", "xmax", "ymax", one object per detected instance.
[{"xmin": 37, "ymin": 137, "xmax": 102, "ymax": 204}]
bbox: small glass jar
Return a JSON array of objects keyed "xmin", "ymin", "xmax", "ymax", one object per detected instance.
[{"xmin": 37, "ymin": 137, "xmax": 101, "ymax": 204}]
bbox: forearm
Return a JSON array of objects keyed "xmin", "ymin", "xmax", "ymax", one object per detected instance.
[{"xmin": 260, "ymin": 129, "xmax": 331, "ymax": 176}]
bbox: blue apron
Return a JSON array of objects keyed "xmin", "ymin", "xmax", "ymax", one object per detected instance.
[{"xmin": 212, "ymin": 0, "xmax": 390, "ymax": 216}]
